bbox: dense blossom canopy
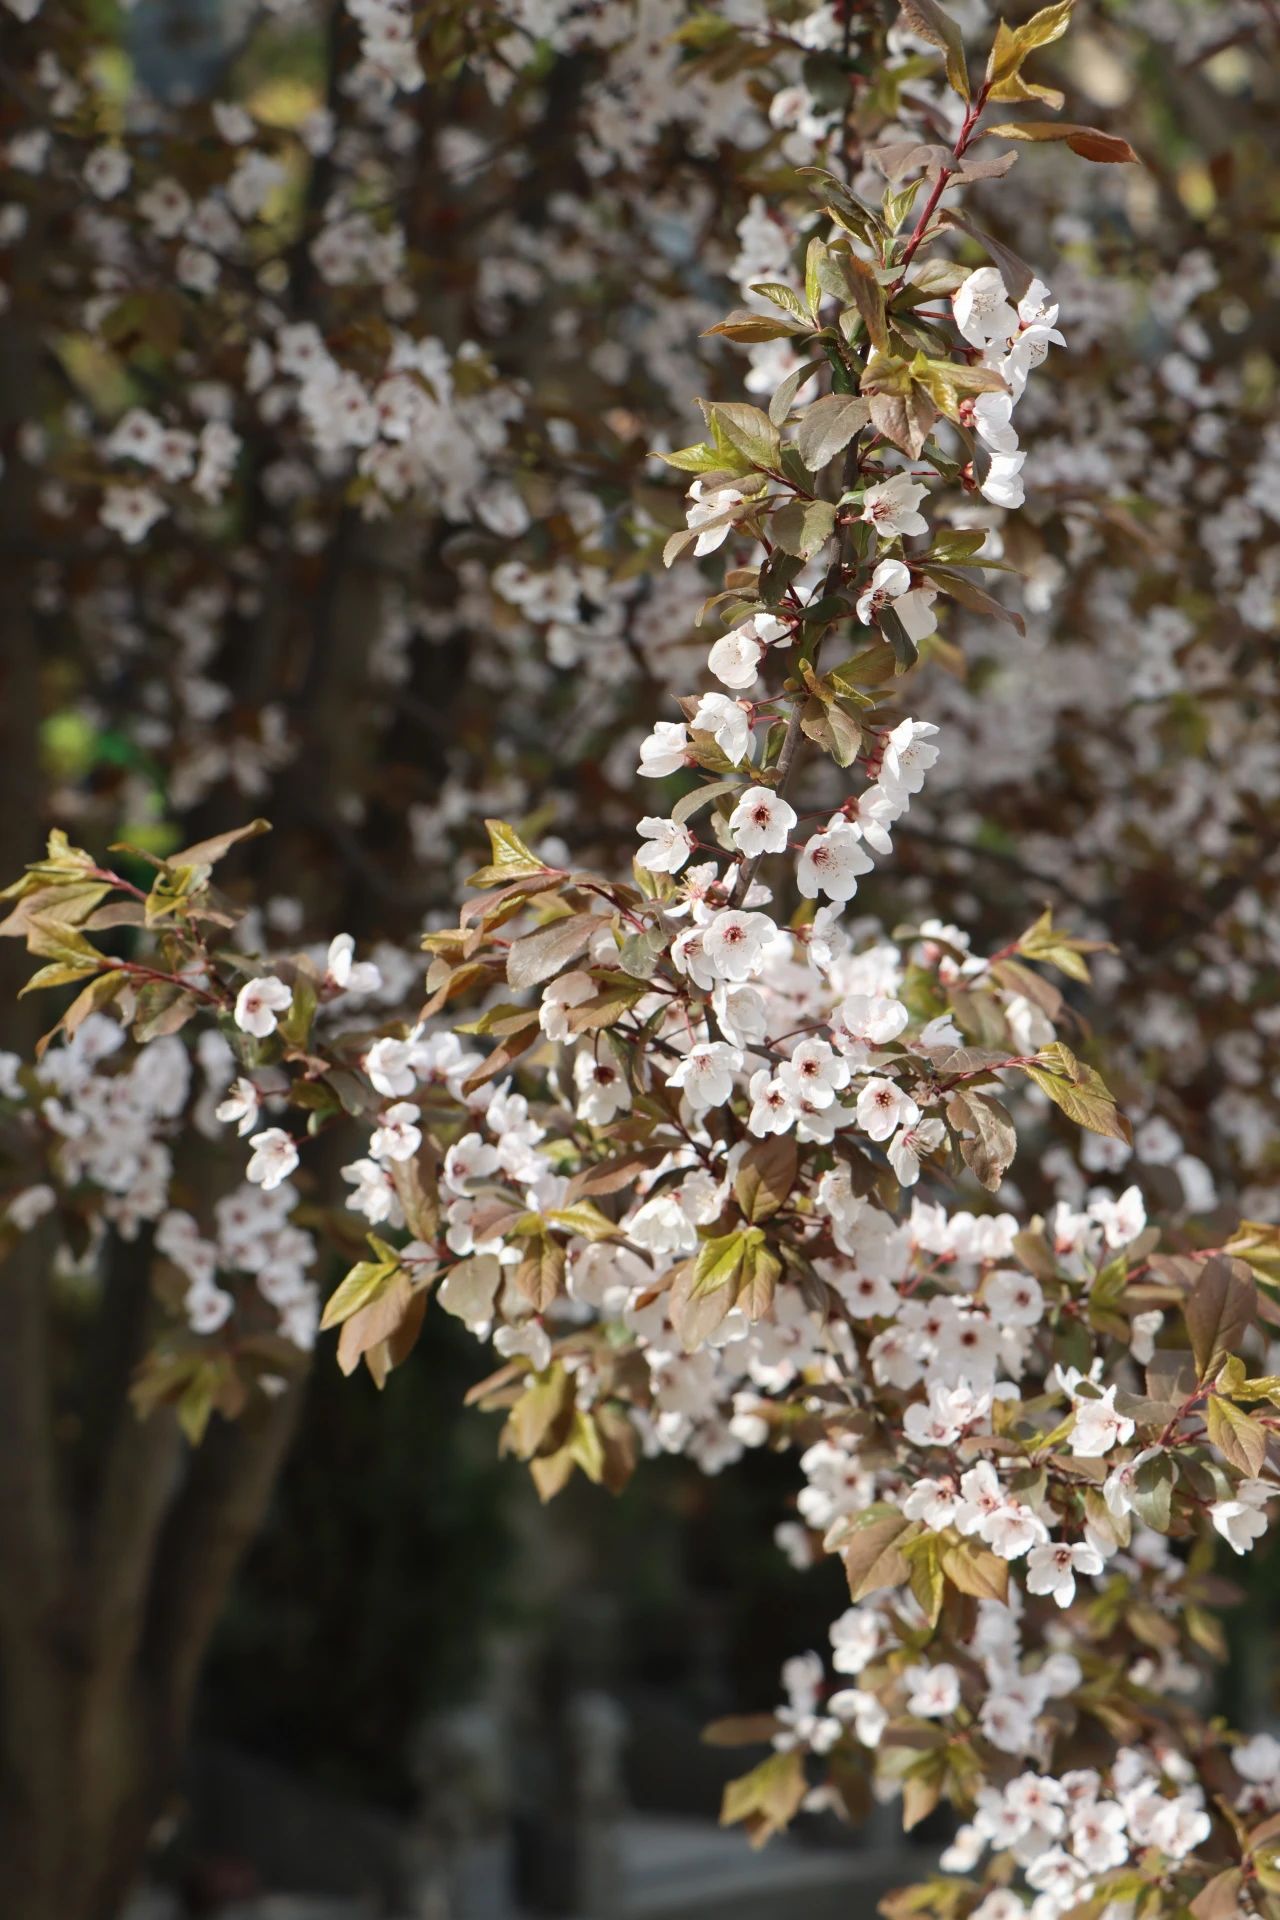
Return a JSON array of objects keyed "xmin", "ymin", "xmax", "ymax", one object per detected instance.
[{"xmin": 2, "ymin": 1, "xmax": 1280, "ymax": 1917}]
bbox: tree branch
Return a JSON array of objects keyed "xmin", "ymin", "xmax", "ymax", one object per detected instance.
[{"xmin": 144, "ymin": 1383, "xmax": 306, "ymax": 1744}]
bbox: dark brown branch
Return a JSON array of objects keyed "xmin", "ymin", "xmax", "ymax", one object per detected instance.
[{"xmin": 144, "ymin": 1382, "xmax": 306, "ymax": 1740}]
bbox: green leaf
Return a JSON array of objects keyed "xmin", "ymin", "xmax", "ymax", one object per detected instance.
[
  {"xmin": 19, "ymin": 960, "xmax": 99, "ymax": 996},
  {"xmin": 805, "ymin": 236, "xmax": 827, "ymax": 321},
  {"xmin": 1190, "ymin": 1872, "xmax": 1246, "ymax": 1920},
  {"xmin": 507, "ymin": 1364, "xmax": 574, "ymax": 1458},
  {"xmin": 699, "ymin": 400, "xmax": 782, "ymax": 473},
  {"xmin": 567, "ymin": 1408, "xmax": 606, "ymax": 1483},
  {"xmin": 984, "ymin": 121, "xmax": 1138, "ymax": 163},
  {"xmin": 166, "ymin": 818, "xmax": 271, "ymax": 870},
  {"xmin": 936, "ymin": 209, "xmax": 1036, "ymax": 300},
  {"xmin": 985, "ymin": 0, "xmax": 1073, "ymax": 108},
  {"xmin": 770, "ymin": 496, "xmax": 837, "ymax": 558},
  {"xmin": 904, "ymin": 1530, "xmax": 945, "ymax": 1625},
  {"xmin": 947, "ymin": 1088, "xmax": 1016, "ymax": 1191},
  {"xmin": 704, "ymin": 308, "xmax": 809, "ymax": 343},
  {"xmin": 838, "ymin": 249, "xmax": 890, "ymax": 351},
  {"xmin": 940, "ymin": 1537, "xmax": 1008, "ymax": 1601},
  {"xmin": 799, "ymin": 694, "xmax": 864, "ymax": 766},
  {"xmin": 737, "ymin": 1239, "xmax": 782, "ymax": 1320},
  {"xmin": 701, "ymin": 1714, "xmax": 782, "ymax": 1748},
  {"xmin": 897, "ymin": 0, "xmax": 970, "ymax": 99},
  {"xmin": 656, "ymin": 440, "xmax": 726, "ymax": 474},
  {"xmin": 1184, "ymin": 1255, "xmax": 1257, "ymax": 1383},
  {"xmin": 767, "ymin": 356, "xmax": 824, "ymax": 427},
  {"xmin": 720, "ymin": 1749, "xmax": 807, "ymax": 1847},
  {"xmin": 692, "ymin": 1226, "xmax": 758, "ymax": 1298},
  {"xmin": 1205, "ymin": 1395, "xmax": 1267, "ymax": 1477},
  {"xmin": 321, "ymin": 1255, "xmax": 401, "ymax": 1332},
  {"xmin": 506, "ymin": 911, "xmax": 599, "ymax": 991},
  {"xmin": 793, "ymin": 394, "xmax": 871, "ymax": 470},
  {"xmin": 861, "ymin": 353, "xmax": 937, "ymax": 457},
  {"xmin": 733, "ymin": 1135, "xmax": 798, "ymax": 1224},
  {"xmin": 467, "ymin": 819, "xmax": 550, "ymax": 889},
  {"xmin": 278, "ymin": 974, "xmax": 318, "ymax": 1050},
  {"xmin": 546, "ymin": 1200, "xmax": 622, "ymax": 1243},
  {"xmin": 834, "ymin": 1504, "xmax": 913, "ymax": 1600},
  {"xmin": 1129, "ymin": 1453, "xmax": 1174, "ymax": 1532},
  {"xmin": 751, "ymin": 281, "xmax": 811, "ymax": 323},
  {"xmin": 922, "ymin": 564, "xmax": 1025, "ymax": 635},
  {"xmin": 1020, "ymin": 1059, "xmax": 1128, "ymax": 1144},
  {"xmin": 877, "ymin": 603, "xmax": 920, "ymax": 673},
  {"xmin": 513, "ymin": 1228, "xmax": 565, "ymax": 1311}
]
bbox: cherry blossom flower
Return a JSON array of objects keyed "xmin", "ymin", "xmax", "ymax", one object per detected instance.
[
  {"xmin": 855, "ymin": 558, "xmax": 938, "ymax": 642},
  {"xmin": 1210, "ymin": 1490, "xmax": 1270, "ymax": 1554},
  {"xmin": 215, "ymin": 1077, "xmax": 261, "ymax": 1137},
  {"xmin": 326, "ymin": 933, "xmax": 382, "ymax": 995},
  {"xmin": 904, "ymin": 1663, "xmax": 960, "ymax": 1718},
  {"xmin": 574, "ymin": 1050, "xmax": 632, "ymax": 1124},
  {"xmin": 685, "ymin": 478, "xmax": 747, "ymax": 555},
  {"xmin": 747, "ymin": 1068, "xmax": 798, "ymax": 1136},
  {"xmin": 796, "ymin": 821, "xmax": 873, "ymax": 901},
  {"xmin": 953, "ymin": 266, "xmax": 1019, "ymax": 350},
  {"xmin": 365, "ymin": 1036, "xmax": 418, "ymax": 1098},
  {"xmin": 855, "ymin": 1076, "xmax": 920, "ymax": 1142},
  {"xmin": 1069, "ymin": 1385, "xmax": 1135, "ymax": 1458},
  {"xmin": 1026, "ymin": 1538, "xmax": 1104, "ymax": 1608},
  {"xmin": 638, "ymin": 721, "xmax": 692, "ymax": 778},
  {"xmin": 246, "ymin": 1128, "xmax": 299, "ymax": 1192},
  {"xmin": 234, "ymin": 974, "xmax": 294, "ymax": 1039},
  {"xmin": 980, "ymin": 449, "xmax": 1027, "ymax": 509},
  {"xmin": 84, "ymin": 145, "xmax": 131, "ymax": 199},
  {"xmin": 860, "ymin": 472, "xmax": 929, "ymax": 539},
  {"xmin": 636, "ymin": 814, "xmax": 695, "ymax": 872},
  {"xmin": 879, "ymin": 717, "xmax": 940, "ymax": 801},
  {"xmin": 972, "ymin": 391, "xmax": 1019, "ymax": 453},
  {"xmin": 887, "ymin": 1116, "xmax": 945, "ymax": 1185},
  {"xmin": 700, "ymin": 909, "xmax": 774, "ymax": 982},
  {"xmin": 983, "ymin": 1268, "xmax": 1045, "ymax": 1327},
  {"xmin": 100, "ymin": 486, "xmax": 167, "ymax": 544},
  {"xmin": 369, "ymin": 1102, "xmax": 423, "ymax": 1163},
  {"xmin": 666, "ymin": 1040, "xmax": 744, "ymax": 1110},
  {"xmin": 707, "ymin": 612, "xmax": 788, "ymax": 689},
  {"xmin": 729, "ymin": 785, "xmax": 796, "ymax": 856},
  {"xmin": 690, "ymin": 693, "xmax": 752, "ymax": 765},
  {"xmin": 1089, "ymin": 1183, "xmax": 1147, "ymax": 1248},
  {"xmin": 828, "ymin": 1687, "xmax": 887, "ymax": 1747},
  {"xmin": 539, "ymin": 971, "xmax": 595, "ymax": 1043}
]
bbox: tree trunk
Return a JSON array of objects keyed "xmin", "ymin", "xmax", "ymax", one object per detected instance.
[{"xmin": 0, "ymin": 1360, "xmax": 304, "ymax": 1920}]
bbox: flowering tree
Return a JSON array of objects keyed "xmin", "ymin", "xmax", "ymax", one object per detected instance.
[{"xmin": 2, "ymin": 2, "xmax": 1280, "ymax": 1919}]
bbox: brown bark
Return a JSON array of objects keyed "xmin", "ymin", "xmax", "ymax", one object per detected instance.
[{"xmin": 0, "ymin": 1349, "xmax": 305, "ymax": 1920}]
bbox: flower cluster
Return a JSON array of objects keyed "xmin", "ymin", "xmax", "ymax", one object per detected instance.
[{"xmin": 4, "ymin": 2, "xmax": 1280, "ymax": 1916}]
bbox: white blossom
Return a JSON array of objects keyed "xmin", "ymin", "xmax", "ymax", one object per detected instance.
[
  {"xmin": 861, "ymin": 472, "xmax": 929, "ymax": 539},
  {"xmin": 728, "ymin": 785, "xmax": 796, "ymax": 856},
  {"xmin": 856, "ymin": 1076, "xmax": 920, "ymax": 1143},
  {"xmin": 234, "ymin": 975, "xmax": 294, "ymax": 1039},
  {"xmin": 636, "ymin": 814, "xmax": 695, "ymax": 873},
  {"xmin": 1026, "ymin": 1538, "xmax": 1104, "ymax": 1607},
  {"xmin": 246, "ymin": 1128, "xmax": 299, "ymax": 1192}
]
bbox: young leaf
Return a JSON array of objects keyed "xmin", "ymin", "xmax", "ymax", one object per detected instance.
[
  {"xmin": 1205, "ymin": 1396, "xmax": 1267, "ymax": 1477},
  {"xmin": 1184, "ymin": 1256, "xmax": 1257, "ymax": 1383},
  {"xmin": 700, "ymin": 400, "xmax": 782, "ymax": 473},
  {"xmin": 793, "ymin": 394, "xmax": 871, "ymax": 470},
  {"xmin": 467, "ymin": 819, "xmax": 551, "ymax": 889},
  {"xmin": 733, "ymin": 1134, "xmax": 798, "ymax": 1223},
  {"xmin": 506, "ymin": 911, "xmax": 599, "ymax": 990},
  {"xmin": 984, "ymin": 121, "xmax": 1138, "ymax": 163},
  {"xmin": 897, "ymin": 0, "xmax": 970, "ymax": 99}
]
